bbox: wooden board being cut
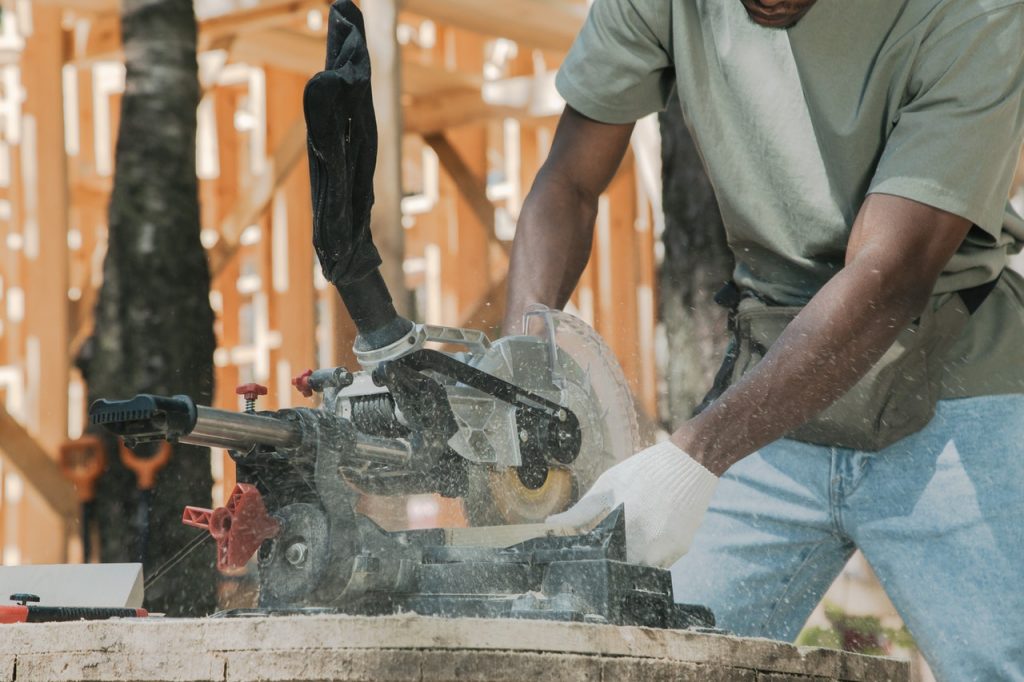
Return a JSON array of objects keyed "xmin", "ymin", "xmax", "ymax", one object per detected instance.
[{"xmin": 442, "ymin": 522, "xmax": 577, "ymax": 548}]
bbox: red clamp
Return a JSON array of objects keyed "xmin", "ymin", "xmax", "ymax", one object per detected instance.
[
  {"xmin": 292, "ymin": 369, "xmax": 314, "ymax": 398},
  {"xmin": 182, "ymin": 483, "xmax": 280, "ymax": 574}
]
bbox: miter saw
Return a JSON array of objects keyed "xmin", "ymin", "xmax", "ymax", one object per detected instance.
[
  {"xmin": 90, "ymin": 306, "xmax": 712, "ymax": 628},
  {"xmin": 87, "ymin": 0, "xmax": 715, "ymax": 630}
]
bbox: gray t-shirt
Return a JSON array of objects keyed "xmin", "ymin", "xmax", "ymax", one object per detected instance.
[{"xmin": 557, "ymin": 0, "xmax": 1024, "ymax": 397}]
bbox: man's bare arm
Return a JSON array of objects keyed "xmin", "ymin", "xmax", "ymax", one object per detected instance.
[
  {"xmin": 502, "ymin": 107, "xmax": 634, "ymax": 334},
  {"xmin": 673, "ymin": 194, "xmax": 974, "ymax": 475}
]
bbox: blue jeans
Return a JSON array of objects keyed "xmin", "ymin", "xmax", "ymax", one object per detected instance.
[{"xmin": 672, "ymin": 396, "xmax": 1024, "ymax": 682}]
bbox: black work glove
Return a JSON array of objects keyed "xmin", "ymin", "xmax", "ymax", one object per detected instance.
[{"xmin": 303, "ymin": 0, "xmax": 381, "ymax": 287}]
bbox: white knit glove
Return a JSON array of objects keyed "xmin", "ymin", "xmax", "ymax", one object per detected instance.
[{"xmin": 547, "ymin": 441, "xmax": 718, "ymax": 568}]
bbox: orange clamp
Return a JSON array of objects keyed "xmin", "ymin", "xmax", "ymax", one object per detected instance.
[
  {"xmin": 119, "ymin": 441, "xmax": 172, "ymax": 491},
  {"xmin": 58, "ymin": 436, "xmax": 107, "ymax": 503}
]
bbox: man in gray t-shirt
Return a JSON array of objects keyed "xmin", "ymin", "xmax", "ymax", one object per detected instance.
[{"xmin": 504, "ymin": 1, "xmax": 1024, "ymax": 678}]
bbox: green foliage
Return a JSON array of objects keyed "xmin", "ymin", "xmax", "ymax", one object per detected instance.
[
  {"xmin": 797, "ymin": 626, "xmax": 842, "ymax": 650},
  {"xmin": 796, "ymin": 602, "xmax": 917, "ymax": 657}
]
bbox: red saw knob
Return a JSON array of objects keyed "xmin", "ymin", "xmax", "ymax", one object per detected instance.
[
  {"xmin": 235, "ymin": 383, "xmax": 268, "ymax": 402},
  {"xmin": 292, "ymin": 369, "xmax": 314, "ymax": 398}
]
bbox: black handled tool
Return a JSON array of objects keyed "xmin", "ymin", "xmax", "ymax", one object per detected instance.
[{"xmin": 1, "ymin": 594, "xmax": 147, "ymax": 624}]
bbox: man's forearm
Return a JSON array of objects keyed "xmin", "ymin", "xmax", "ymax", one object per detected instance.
[
  {"xmin": 672, "ymin": 194, "xmax": 973, "ymax": 476},
  {"xmin": 502, "ymin": 168, "xmax": 598, "ymax": 334},
  {"xmin": 502, "ymin": 107, "xmax": 634, "ymax": 334},
  {"xmin": 673, "ymin": 254, "xmax": 930, "ymax": 476}
]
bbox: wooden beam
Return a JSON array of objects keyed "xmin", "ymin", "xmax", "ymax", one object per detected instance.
[
  {"xmin": 68, "ymin": 67, "xmax": 104, "ymax": 361},
  {"xmin": 481, "ymin": 70, "xmax": 562, "ymax": 118},
  {"xmin": 71, "ymin": 13, "xmax": 122, "ymax": 64},
  {"xmin": 423, "ymin": 132, "xmax": 509, "ymax": 254},
  {"xmin": 364, "ymin": 0, "xmax": 410, "ymax": 315},
  {"xmin": 0, "ymin": 408, "xmax": 77, "ymax": 519},
  {"xmin": 8, "ymin": 3, "xmax": 75, "ymax": 564},
  {"xmin": 210, "ymin": 86, "xmax": 242, "ymax": 494},
  {"xmin": 264, "ymin": 68, "xmax": 316, "ymax": 409},
  {"xmin": 230, "ymin": 29, "xmax": 323, "ymax": 75},
  {"xmin": 404, "ymin": 89, "xmax": 525, "ymax": 136},
  {"xmin": 48, "ymin": 0, "xmax": 586, "ymax": 49},
  {"xmin": 200, "ymin": 0, "xmax": 327, "ymax": 49},
  {"xmin": 38, "ymin": 0, "xmax": 320, "ymax": 26},
  {"xmin": 402, "ymin": 61, "xmax": 481, "ymax": 97},
  {"xmin": 207, "ymin": 115, "xmax": 307, "ymax": 277},
  {"xmin": 231, "ymin": 32, "xmax": 486, "ymax": 109},
  {"xmin": 33, "ymin": 0, "xmax": 117, "ymax": 12},
  {"xmin": 230, "ymin": 30, "xmax": 486, "ymax": 103},
  {"xmin": 401, "ymin": 0, "xmax": 585, "ymax": 52},
  {"xmin": 23, "ymin": 5, "xmax": 71, "ymax": 451},
  {"xmin": 65, "ymin": 0, "xmax": 322, "ymax": 60}
]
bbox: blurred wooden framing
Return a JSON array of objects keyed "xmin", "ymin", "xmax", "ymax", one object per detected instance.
[{"xmin": 0, "ymin": 0, "xmax": 667, "ymax": 563}]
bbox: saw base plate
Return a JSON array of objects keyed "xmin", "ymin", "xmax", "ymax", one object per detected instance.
[{"xmin": 224, "ymin": 508, "xmax": 717, "ymax": 631}]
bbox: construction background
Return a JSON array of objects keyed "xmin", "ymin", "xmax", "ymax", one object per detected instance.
[{"xmin": 0, "ymin": 1, "xmax": 1021, "ymax": 679}]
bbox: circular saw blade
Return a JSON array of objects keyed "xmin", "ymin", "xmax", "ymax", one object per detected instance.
[
  {"xmin": 528, "ymin": 305, "xmax": 641, "ymax": 491},
  {"xmin": 462, "ymin": 306, "xmax": 640, "ymax": 525}
]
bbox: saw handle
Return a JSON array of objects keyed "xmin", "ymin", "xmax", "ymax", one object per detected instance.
[
  {"xmin": 89, "ymin": 394, "xmax": 198, "ymax": 446},
  {"xmin": 89, "ymin": 396, "xmax": 302, "ymax": 452}
]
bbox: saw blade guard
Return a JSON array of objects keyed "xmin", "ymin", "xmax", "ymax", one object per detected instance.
[
  {"xmin": 523, "ymin": 305, "xmax": 641, "ymax": 486},
  {"xmin": 462, "ymin": 306, "xmax": 641, "ymax": 525}
]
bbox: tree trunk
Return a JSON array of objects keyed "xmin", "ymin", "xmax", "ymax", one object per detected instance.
[
  {"xmin": 82, "ymin": 0, "xmax": 215, "ymax": 616},
  {"xmin": 658, "ymin": 101, "xmax": 734, "ymax": 429}
]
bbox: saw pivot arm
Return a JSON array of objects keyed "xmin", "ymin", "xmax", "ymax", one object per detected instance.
[{"xmin": 375, "ymin": 349, "xmax": 582, "ymax": 467}]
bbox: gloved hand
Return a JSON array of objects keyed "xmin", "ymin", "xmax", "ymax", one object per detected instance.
[{"xmin": 547, "ymin": 440, "xmax": 718, "ymax": 568}]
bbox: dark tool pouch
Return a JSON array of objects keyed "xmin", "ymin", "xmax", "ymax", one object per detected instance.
[{"xmin": 698, "ymin": 275, "xmax": 1000, "ymax": 451}]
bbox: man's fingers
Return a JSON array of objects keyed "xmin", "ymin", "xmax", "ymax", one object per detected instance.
[{"xmin": 546, "ymin": 492, "xmax": 613, "ymax": 530}]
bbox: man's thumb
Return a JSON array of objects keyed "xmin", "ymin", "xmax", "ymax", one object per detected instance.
[{"xmin": 546, "ymin": 491, "xmax": 613, "ymax": 531}]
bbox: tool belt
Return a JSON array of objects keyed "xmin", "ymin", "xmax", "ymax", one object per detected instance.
[{"xmin": 698, "ymin": 276, "xmax": 1000, "ymax": 451}]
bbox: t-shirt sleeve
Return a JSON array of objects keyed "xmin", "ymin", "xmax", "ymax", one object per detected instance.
[
  {"xmin": 868, "ymin": 5, "xmax": 1024, "ymax": 238},
  {"xmin": 555, "ymin": 0, "xmax": 674, "ymax": 124}
]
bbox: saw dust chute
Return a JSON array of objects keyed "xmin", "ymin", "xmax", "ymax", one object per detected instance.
[{"xmin": 87, "ymin": 0, "xmax": 713, "ymax": 630}]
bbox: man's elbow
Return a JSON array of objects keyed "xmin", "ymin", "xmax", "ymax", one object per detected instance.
[
  {"xmin": 533, "ymin": 163, "xmax": 600, "ymax": 209},
  {"xmin": 845, "ymin": 194, "xmax": 973, "ymax": 320},
  {"xmin": 847, "ymin": 250, "xmax": 939, "ymax": 323},
  {"xmin": 880, "ymin": 263, "xmax": 939, "ymax": 322}
]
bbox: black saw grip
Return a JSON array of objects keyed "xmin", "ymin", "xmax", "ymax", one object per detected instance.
[{"xmin": 89, "ymin": 394, "xmax": 198, "ymax": 445}]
